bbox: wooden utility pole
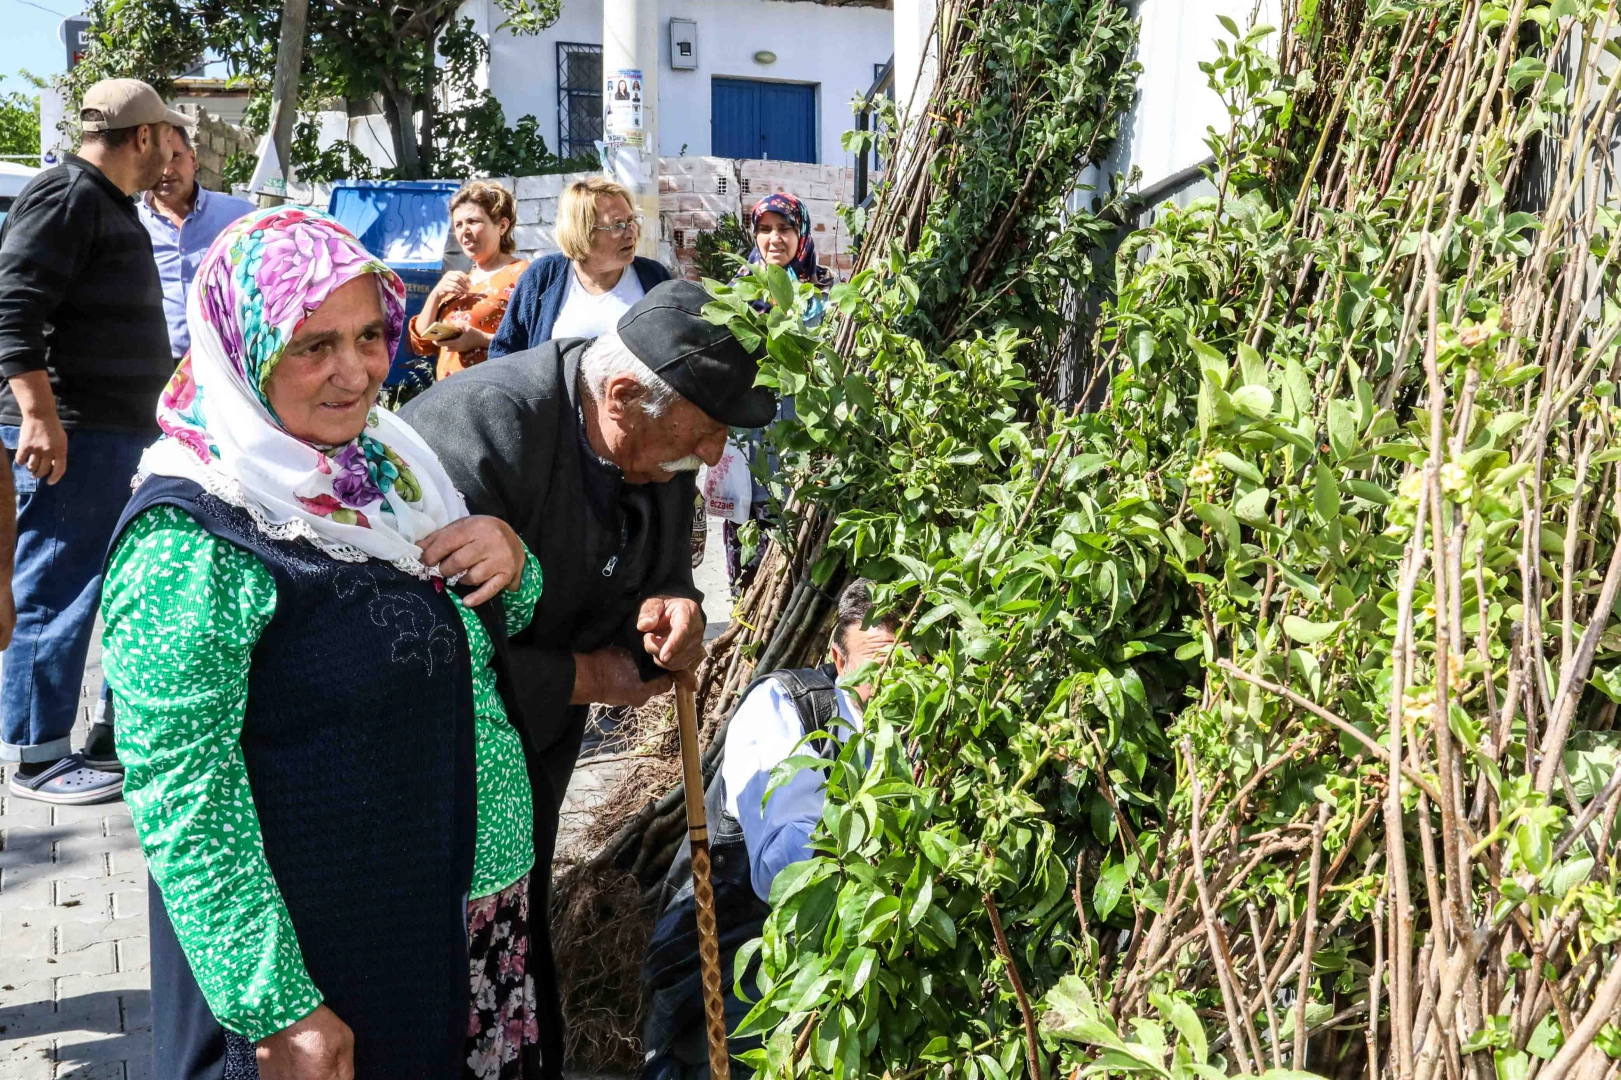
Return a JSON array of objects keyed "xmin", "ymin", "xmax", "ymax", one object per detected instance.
[{"xmin": 258, "ymin": 0, "xmax": 310, "ymax": 208}]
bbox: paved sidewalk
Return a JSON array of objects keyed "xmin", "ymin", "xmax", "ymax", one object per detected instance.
[{"xmin": 0, "ymin": 633, "xmax": 151, "ymax": 1080}]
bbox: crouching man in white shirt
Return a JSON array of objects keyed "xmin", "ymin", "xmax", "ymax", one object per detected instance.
[{"xmin": 639, "ymin": 579, "xmax": 899, "ymax": 1080}]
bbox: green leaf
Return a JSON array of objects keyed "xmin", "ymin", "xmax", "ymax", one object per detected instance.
[
  {"xmin": 1496, "ymin": 1049, "xmax": 1531, "ymax": 1080},
  {"xmin": 1283, "ymin": 616, "xmax": 1343, "ymax": 644},
  {"xmin": 1214, "ymin": 451, "xmax": 1264, "ymax": 485},
  {"xmin": 1235, "ymin": 485, "xmax": 1272, "ymax": 524},
  {"xmin": 1282, "ymin": 359, "xmax": 1313, "ymax": 423},
  {"xmin": 1489, "ymin": 461, "xmax": 1534, "ymax": 492},
  {"xmin": 1237, "ymin": 342, "xmax": 1267, "ymax": 387},
  {"xmin": 1190, "ymin": 335, "xmax": 1229, "ymax": 389},
  {"xmin": 1328, "ymin": 398, "xmax": 1358, "ymax": 460},
  {"xmin": 1193, "ymin": 502, "xmax": 1243, "ymax": 551},
  {"xmin": 1312, "ymin": 461, "xmax": 1340, "ymax": 525},
  {"xmin": 1231, "ymin": 384, "xmax": 1276, "ymax": 418},
  {"xmin": 840, "ymin": 946, "xmax": 878, "ymax": 994},
  {"xmin": 1042, "ymin": 976, "xmax": 1127, "ymax": 1048},
  {"xmin": 1527, "ymin": 1013, "xmax": 1565, "ymax": 1060},
  {"xmin": 1093, "ymin": 862, "xmax": 1129, "ymax": 919},
  {"xmin": 1152, "ymin": 992, "xmax": 1208, "ymax": 1064}
]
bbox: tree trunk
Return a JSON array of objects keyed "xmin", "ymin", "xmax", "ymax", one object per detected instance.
[
  {"xmin": 378, "ymin": 72, "xmax": 422, "ymax": 179},
  {"xmin": 416, "ymin": 88, "xmax": 435, "ymax": 178}
]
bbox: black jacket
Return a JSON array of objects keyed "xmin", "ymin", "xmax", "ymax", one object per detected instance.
[
  {"xmin": 403, "ymin": 336, "xmax": 704, "ymax": 784},
  {"xmin": 0, "ymin": 154, "xmax": 172, "ymax": 431}
]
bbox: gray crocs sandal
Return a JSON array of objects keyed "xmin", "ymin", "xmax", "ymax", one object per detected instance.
[{"xmin": 8, "ymin": 754, "xmax": 124, "ymax": 805}]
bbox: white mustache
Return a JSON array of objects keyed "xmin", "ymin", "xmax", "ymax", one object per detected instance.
[{"xmin": 660, "ymin": 455, "xmax": 705, "ymax": 473}]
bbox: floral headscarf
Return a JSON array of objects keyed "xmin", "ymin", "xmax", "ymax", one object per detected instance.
[
  {"xmin": 140, "ymin": 206, "xmax": 469, "ymax": 578},
  {"xmin": 746, "ymin": 192, "xmax": 835, "ymax": 288}
]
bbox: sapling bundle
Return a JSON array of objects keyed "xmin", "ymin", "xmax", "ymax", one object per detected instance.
[{"xmin": 672, "ymin": 2, "xmax": 1621, "ymax": 1080}]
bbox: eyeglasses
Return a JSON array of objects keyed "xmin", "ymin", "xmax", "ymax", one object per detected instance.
[{"xmin": 593, "ymin": 215, "xmax": 643, "ymax": 235}]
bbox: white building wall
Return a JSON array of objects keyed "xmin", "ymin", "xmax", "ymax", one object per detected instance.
[
  {"xmin": 1101, "ymin": 0, "xmax": 1284, "ymax": 193},
  {"xmin": 476, "ymin": 0, "xmax": 891, "ymax": 167}
]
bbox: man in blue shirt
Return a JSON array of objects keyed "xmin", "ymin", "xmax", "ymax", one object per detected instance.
[{"xmin": 136, "ymin": 124, "xmax": 254, "ymax": 361}]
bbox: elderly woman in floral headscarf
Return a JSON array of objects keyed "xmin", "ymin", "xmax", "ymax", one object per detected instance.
[{"xmin": 101, "ymin": 206, "xmax": 547, "ymax": 1080}]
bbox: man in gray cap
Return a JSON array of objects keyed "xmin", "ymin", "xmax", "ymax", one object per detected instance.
[
  {"xmin": 0, "ymin": 78, "xmax": 188, "ymax": 804},
  {"xmin": 401, "ymin": 277, "xmax": 775, "ymax": 1079}
]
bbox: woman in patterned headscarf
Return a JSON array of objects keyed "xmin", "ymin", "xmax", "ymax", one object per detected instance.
[
  {"xmin": 746, "ymin": 191, "xmax": 835, "ymax": 290},
  {"xmin": 101, "ymin": 206, "xmax": 548, "ymax": 1080},
  {"xmin": 715, "ymin": 192, "xmax": 839, "ymax": 591}
]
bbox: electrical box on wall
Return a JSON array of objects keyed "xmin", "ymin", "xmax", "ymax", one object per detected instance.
[{"xmin": 669, "ymin": 18, "xmax": 698, "ymax": 70}]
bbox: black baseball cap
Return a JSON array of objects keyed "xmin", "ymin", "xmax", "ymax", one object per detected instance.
[{"xmin": 617, "ymin": 280, "xmax": 776, "ymax": 428}]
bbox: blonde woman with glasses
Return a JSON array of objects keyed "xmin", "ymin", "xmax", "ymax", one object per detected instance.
[{"xmin": 488, "ymin": 177, "xmax": 671, "ymax": 358}]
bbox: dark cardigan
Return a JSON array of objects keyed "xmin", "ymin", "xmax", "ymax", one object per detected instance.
[
  {"xmin": 486, "ymin": 253, "xmax": 672, "ymax": 358},
  {"xmin": 114, "ymin": 477, "xmax": 481, "ymax": 1080}
]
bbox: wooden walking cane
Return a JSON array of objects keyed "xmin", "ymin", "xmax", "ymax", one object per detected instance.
[{"xmin": 676, "ymin": 682, "xmax": 732, "ymax": 1080}]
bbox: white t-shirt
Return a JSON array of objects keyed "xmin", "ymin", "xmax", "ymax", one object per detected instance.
[{"xmin": 549, "ymin": 264, "xmax": 646, "ymax": 341}]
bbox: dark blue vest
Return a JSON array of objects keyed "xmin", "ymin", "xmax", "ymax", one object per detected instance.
[{"xmin": 112, "ymin": 477, "xmax": 478, "ymax": 1080}]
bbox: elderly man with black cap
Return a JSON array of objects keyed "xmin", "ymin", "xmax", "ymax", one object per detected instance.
[{"xmin": 400, "ymin": 277, "xmax": 773, "ymax": 1076}]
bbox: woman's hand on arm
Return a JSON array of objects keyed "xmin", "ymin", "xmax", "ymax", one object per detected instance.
[
  {"xmin": 256, "ymin": 1005, "xmax": 355, "ymax": 1080},
  {"xmin": 419, "ymin": 515, "xmax": 526, "ymax": 606}
]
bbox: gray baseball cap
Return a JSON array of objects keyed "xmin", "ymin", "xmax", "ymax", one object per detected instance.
[{"xmin": 80, "ymin": 79, "xmax": 194, "ymax": 131}]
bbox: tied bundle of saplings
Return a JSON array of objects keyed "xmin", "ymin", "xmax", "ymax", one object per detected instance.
[{"xmin": 690, "ymin": 2, "xmax": 1621, "ymax": 1080}]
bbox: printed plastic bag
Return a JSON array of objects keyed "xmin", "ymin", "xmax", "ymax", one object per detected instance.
[{"xmin": 701, "ymin": 439, "xmax": 752, "ymax": 524}]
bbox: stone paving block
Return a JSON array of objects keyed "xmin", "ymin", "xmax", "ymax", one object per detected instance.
[
  {"xmin": 5, "ymin": 940, "xmax": 117, "ymax": 985},
  {"xmin": 51, "ymin": 801, "xmax": 123, "ymax": 827},
  {"xmin": 56, "ymin": 969, "xmax": 152, "ymax": 999},
  {"xmin": 0, "ymin": 873, "xmax": 58, "ymax": 911},
  {"xmin": 101, "ymin": 812, "xmax": 136, "ymax": 838},
  {"xmin": 116, "ymin": 935, "xmax": 150, "ymax": 973},
  {"xmin": 107, "ymin": 844, "xmax": 145, "ymax": 876},
  {"xmin": 0, "ymin": 884, "xmax": 119, "ymax": 927},
  {"xmin": 121, "ymin": 988, "xmax": 151, "ymax": 1032},
  {"xmin": 111, "ymin": 884, "xmax": 147, "ymax": 921},
  {"xmin": 28, "ymin": 845, "xmax": 110, "ymax": 883},
  {"xmin": 125, "ymin": 1054, "xmax": 154, "ymax": 1080},
  {"xmin": 0, "ymin": 824, "xmax": 57, "ymax": 865},
  {"xmin": 0, "ymin": 913, "xmax": 55, "ymax": 958},
  {"xmin": 0, "ymin": 794, "xmax": 55, "ymax": 829},
  {"xmin": 0, "ymin": 986, "xmax": 122, "ymax": 1040},
  {"xmin": 0, "ymin": 972, "xmax": 52, "ymax": 1000},
  {"xmin": 0, "ymin": 1033, "xmax": 54, "ymax": 1079},
  {"xmin": 53, "ymin": 1050, "xmax": 136, "ymax": 1079},
  {"xmin": 56, "ymin": 919, "xmax": 128, "ymax": 956}
]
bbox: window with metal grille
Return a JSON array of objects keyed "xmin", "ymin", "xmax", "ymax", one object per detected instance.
[{"xmin": 557, "ymin": 42, "xmax": 603, "ymax": 160}]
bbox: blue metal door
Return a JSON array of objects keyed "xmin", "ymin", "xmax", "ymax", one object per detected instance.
[{"xmin": 711, "ymin": 78, "xmax": 817, "ymax": 162}]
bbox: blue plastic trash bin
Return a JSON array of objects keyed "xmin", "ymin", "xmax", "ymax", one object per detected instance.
[{"xmin": 327, "ymin": 180, "xmax": 460, "ymax": 388}]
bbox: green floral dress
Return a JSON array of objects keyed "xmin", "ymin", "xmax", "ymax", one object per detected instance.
[{"xmin": 100, "ymin": 506, "xmax": 543, "ymax": 1040}]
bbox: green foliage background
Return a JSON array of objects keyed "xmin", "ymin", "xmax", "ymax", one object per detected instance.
[
  {"xmin": 697, "ymin": 1, "xmax": 1621, "ymax": 1079},
  {"xmin": 60, "ymin": 0, "xmax": 568, "ymax": 181},
  {"xmin": 0, "ymin": 73, "xmax": 43, "ymax": 163}
]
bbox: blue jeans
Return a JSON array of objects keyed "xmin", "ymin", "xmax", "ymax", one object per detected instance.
[{"xmin": 0, "ymin": 426, "xmax": 149, "ymax": 762}]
